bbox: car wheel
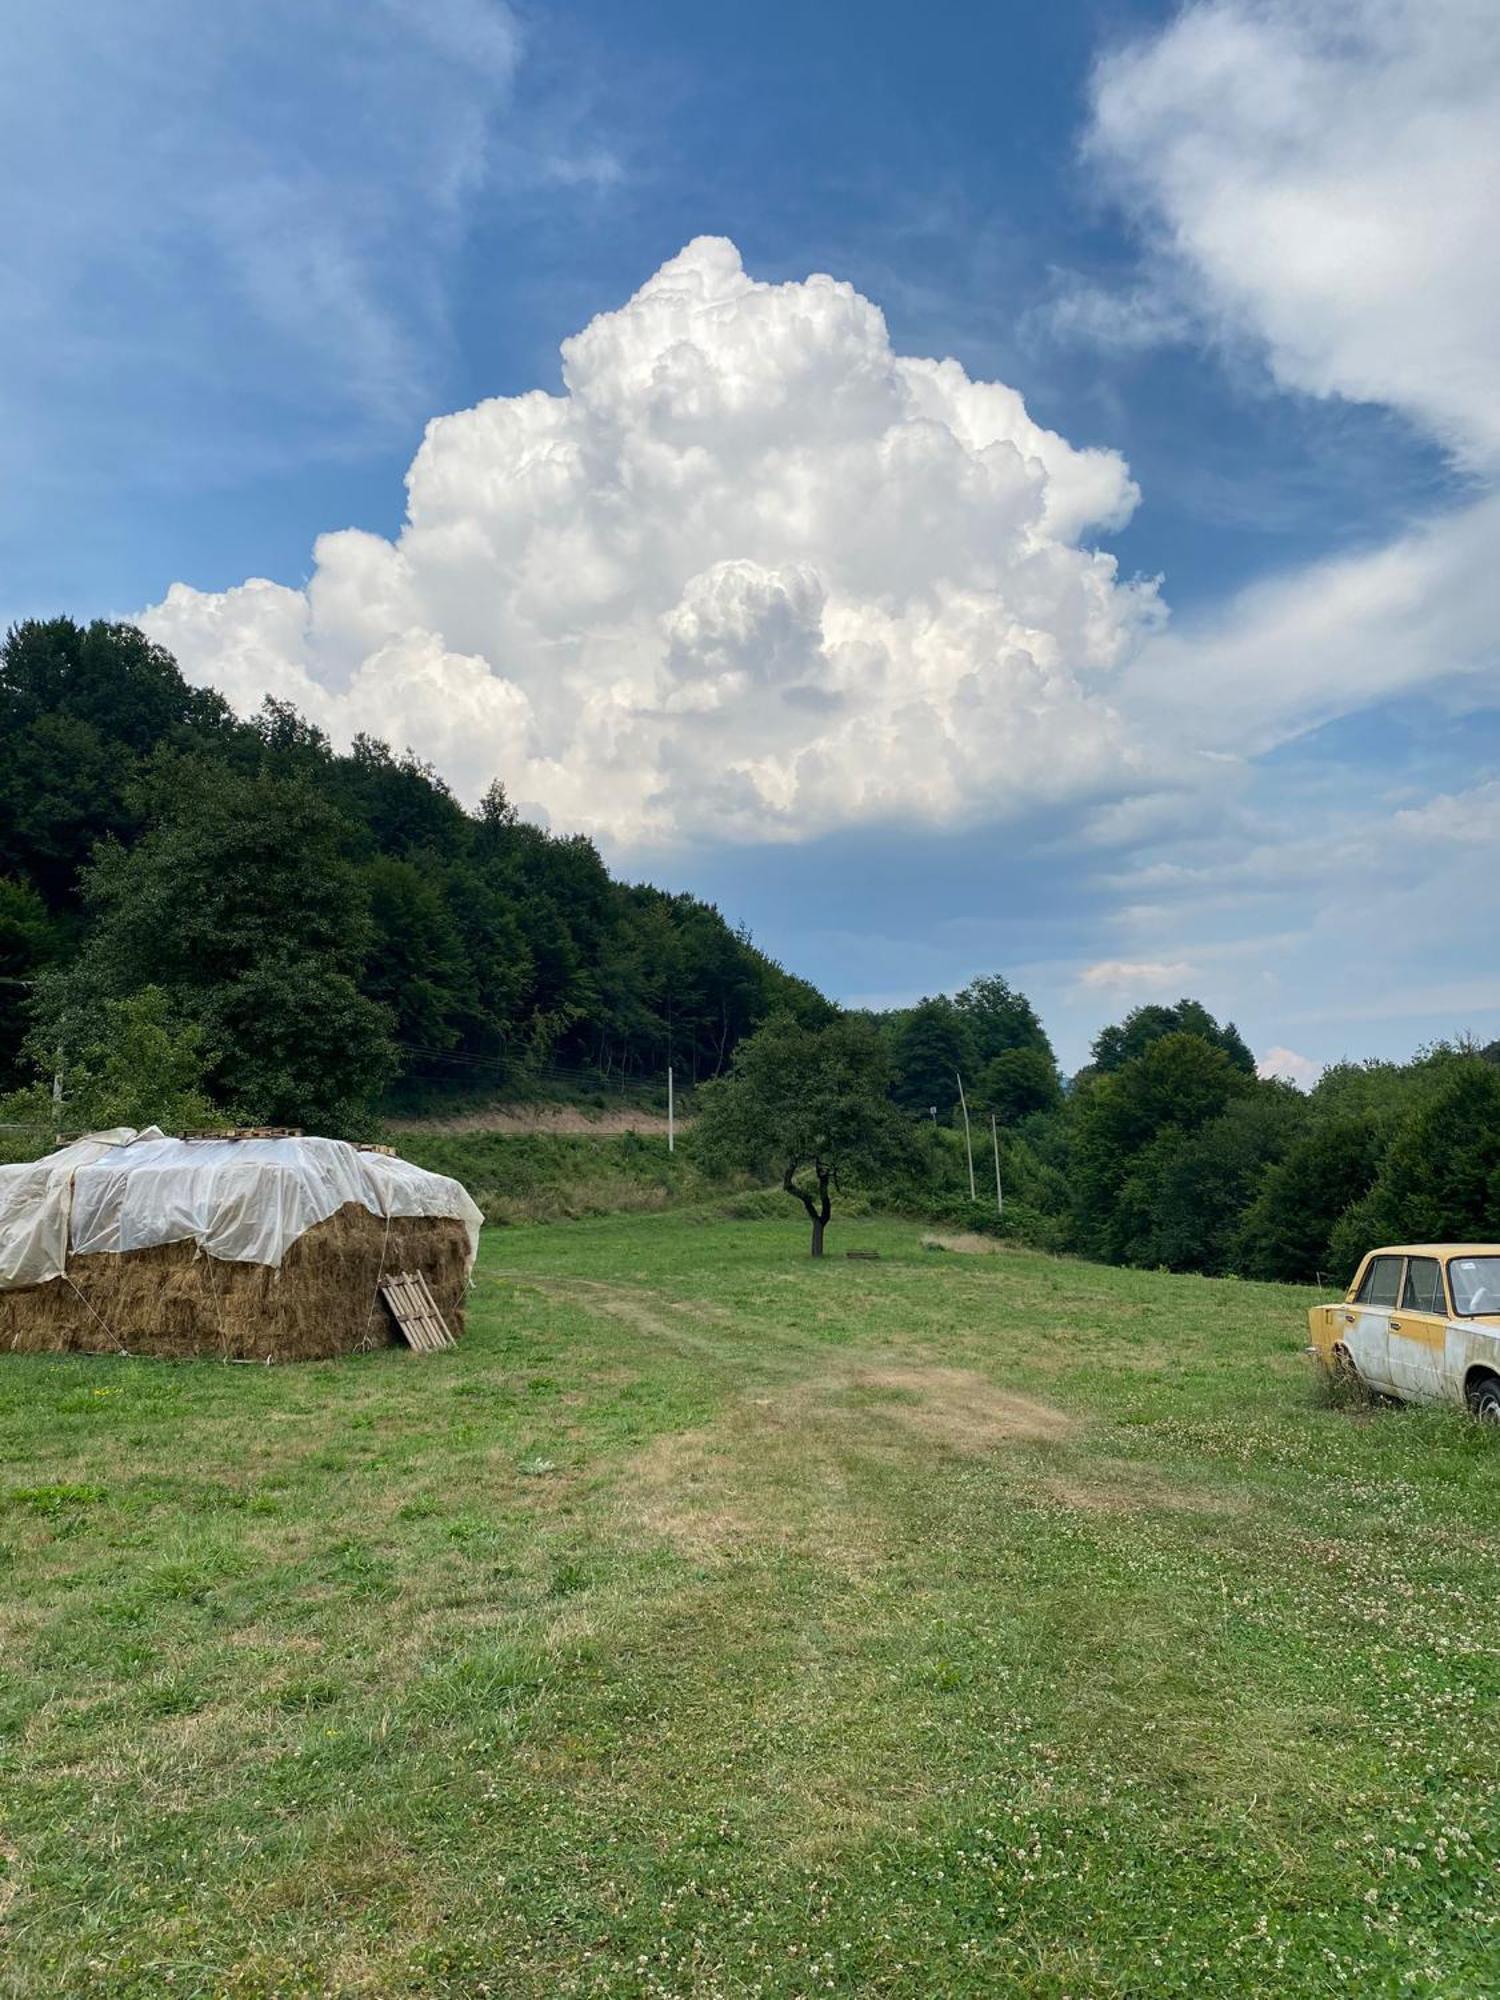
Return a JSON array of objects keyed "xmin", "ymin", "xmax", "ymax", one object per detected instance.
[{"xmin": 1466, "ymin": 1373, "xmax": 1500, "ymax": 1424}]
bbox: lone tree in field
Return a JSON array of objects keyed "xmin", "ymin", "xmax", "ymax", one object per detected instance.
[{"xmin": 695, "ymin": 1011, "xmax": 909, "ymax": 1256}]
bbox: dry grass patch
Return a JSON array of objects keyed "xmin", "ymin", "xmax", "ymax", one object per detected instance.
[
  {"xmin": 506, "ymin": 1274, "xmax": 688, "ymax": 1346},
  {"xmin": 920, "ymin": 1231, "xmax": 1003, "ymax": 1255},
  {"xmin": 626, "ymin": 1426, "xmax": 763, "ymax": 1561},
  {"xmin": 0, "ymin": 1838, "xmax": 20, "ymax": 1921},
  {"xmin": 843, "ymin": 1364, "xmax": 1074, "ymax": 1452},
  {"xmin": 620, "ymin": 1359, "xmax": 1076, "ymax": 1563}
]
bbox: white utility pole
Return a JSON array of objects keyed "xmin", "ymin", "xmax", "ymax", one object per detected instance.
[
  {"xmin": 991, "ymin": 1113, "xmax": 1003, "ymax": 1216},
  {"xmin": 667, "ymin": 1065, "xmax": 675, "ymax": 1153},
  {"xmin": 955, "ymin": 1070, "xmax": 976, "ymax": 1202}
]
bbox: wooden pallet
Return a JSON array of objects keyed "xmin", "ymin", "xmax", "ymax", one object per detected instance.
[
  {"xmin": 181, "ymin": 1126, "xmax": 304, "ymax": 1141},
  {"xmin": 380, "ymin": 1271, "xmax": 457, "ymax": 1353}
]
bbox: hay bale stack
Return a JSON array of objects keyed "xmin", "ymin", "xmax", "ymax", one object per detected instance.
[
  {"xmin": 0, "ymin": 1204, "xmax": 472, "ymax": 1361},
  {"xmin": 0, "ymin": 1129, "xmax": 483, "ymax": 1363}
]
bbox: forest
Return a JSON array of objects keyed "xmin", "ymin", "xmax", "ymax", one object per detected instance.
[
  {"xmin": 5, "ymin": 615, "xmax": 1498, "ymax": 1286},
  {"xmin": 858, "ymin": 985, "xmax": 1500, "ymax": 1284},
  {"xmin": 0, "ymin": 618, "xmax": 830, "ymax": 1132}
]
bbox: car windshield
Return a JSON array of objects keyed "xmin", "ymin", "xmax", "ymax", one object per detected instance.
[{"xmin": 1447, "ymin": 1256, "xmax": 1500, "ymax": 1316}]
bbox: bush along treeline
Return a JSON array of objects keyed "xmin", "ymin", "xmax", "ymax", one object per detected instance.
[
  {"xmin": 0, "ymin": 618, "xmax": 831, "ymax": 1137},
  {"xmin": 695, "ymin": 991, "xmax": 1500, "ymax": 1282}
]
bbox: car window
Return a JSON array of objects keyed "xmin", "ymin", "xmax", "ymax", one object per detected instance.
[
  {"xmin": 1449, "ymin": 1256, "xmax": 1500, "ymax": 1315},
  {"xmin": 1357, "ymin": 1255, "xmax": 1404, "ymax": 1307},
  {"xmin": 1401, "ymin": 1256, "xmax": 1445, "ymax": 1315}
]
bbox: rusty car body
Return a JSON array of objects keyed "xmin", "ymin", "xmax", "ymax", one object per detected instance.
[{"xmin": 1308, "ymin": 1245, "xmax": 1500, "ymax": 1418}]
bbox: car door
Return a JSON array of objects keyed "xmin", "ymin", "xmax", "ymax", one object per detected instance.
[
  {"xmin": 1388, "ymin": 1255, "xmax": 1449, "ymax": 1404},
  {"xmin": 1339, "ymin": 1254, "xmax": 1403, "ymax": 1392}
]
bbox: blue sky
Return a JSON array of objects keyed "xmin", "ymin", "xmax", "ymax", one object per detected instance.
[{"xmin": 6, "ymin": 0, "xmax": 1498, "ymax": 1076}]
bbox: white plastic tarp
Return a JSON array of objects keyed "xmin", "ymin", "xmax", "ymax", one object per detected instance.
[
  {"xmin": 0, "ymin": 1129, "xmax": 482, "ymax": 1290},
  {"xmin": 0, "ymin": 1130, "xmax": 147, "ymax": 1293}
]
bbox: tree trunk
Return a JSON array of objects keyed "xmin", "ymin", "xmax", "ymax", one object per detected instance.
[
  {"xmin": 785, "ymin": 1162, "xmax": 833, "ymax": 1258},
  {"xmin": 809, "ymin": 1167, "xmax": 831, "ymax": 1258}
]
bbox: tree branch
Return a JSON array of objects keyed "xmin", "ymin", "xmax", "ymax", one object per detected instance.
[{"xmin": 783, "ymin": 1160, "xmax": 820, "ymax": 1222}]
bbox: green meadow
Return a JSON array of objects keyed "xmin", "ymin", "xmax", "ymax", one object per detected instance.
[{"xmin": 3, "ymin": 1210, "xmax": 1498, "ymax": 1997}]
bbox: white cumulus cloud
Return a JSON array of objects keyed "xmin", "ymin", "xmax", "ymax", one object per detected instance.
[
  {"xmin": 1257, "ymin": 1045, "xmax": 1323, "ymax": 1091},
  {"xmin": 142, "ymin": 237, "xmax": 1159, "ymax": 846}
]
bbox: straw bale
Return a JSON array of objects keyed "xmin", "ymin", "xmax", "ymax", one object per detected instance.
[{"xmin": 0, "ymin": 1203, "xmax": 470, "ymax": 1362}]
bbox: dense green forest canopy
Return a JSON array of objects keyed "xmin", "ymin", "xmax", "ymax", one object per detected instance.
[
  {"xmin": 835, "ymin": 999, "xmax": 1500, "ymax": 1285},
  {"xmin": 5, "ymin": 615, "xmax": 1497, "ymax": 1283},
  {"xmin": 0, "ymin": 618, "xmax": 831, "ymax": 1125}
]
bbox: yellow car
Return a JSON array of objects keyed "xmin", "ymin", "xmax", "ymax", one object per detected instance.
[{"xmin": 1308, "ymin": 1245, "xmax": 1500, "ymax": 1418}]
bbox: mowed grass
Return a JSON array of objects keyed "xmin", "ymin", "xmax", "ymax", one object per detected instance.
[{"xmin": 3, "ymin": 1213, "xmax": 1499, "ymax": 1998}]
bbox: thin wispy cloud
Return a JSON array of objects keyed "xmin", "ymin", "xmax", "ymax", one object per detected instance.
[
  {"xmin": 1032, "ymin": 0, "xmax": 1500, "ymax": 1063},
  {"xmin": 1077, "ymin": 959, "xmax": 1196, "ymax": 995},
  {"xmin": 0, "ymin": 0, "xmax": 618, "ymax": 482},
  {"xmin": 1088, "ymin": 0, "xmax": 1500, "ymax": 469}
]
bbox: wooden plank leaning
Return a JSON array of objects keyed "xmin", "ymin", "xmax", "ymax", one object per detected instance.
[{"xmin": 379, "ymin": 1270, "xmax": 457, "ymax": 1352}]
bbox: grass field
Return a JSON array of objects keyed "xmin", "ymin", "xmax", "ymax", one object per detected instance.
[{"xmin": 4, "ymin": 1211, "xmax": 1499, "ymax": 1996}]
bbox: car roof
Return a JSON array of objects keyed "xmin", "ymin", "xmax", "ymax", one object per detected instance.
[{"xmin": 1365, "ymin": 1245, "xmax": 1500, "ymax": 1258}]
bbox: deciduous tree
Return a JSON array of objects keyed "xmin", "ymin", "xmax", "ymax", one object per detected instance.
[
  {"xmin": 1340, "ymin": 1061, "xmax": 1500, "ymax": 1254},
  {"xmin": 891, "ymin": 996, "xmax": 972, "ymax": 1116},
  {"xmin": 694, "ymin": 1013, "xmax": 910, "ymax": 1256},
  {"xmin": 977, "ymin": 1044, "xmax": 1062, "ymax": 1123},
  {"xmin": 40, "ymin": 765, "xmax": 394, "ymax": 1134},
  {"xmin": 1, "ymin": 986, "xmax": 218, "ymax": 1143},
  {"xmin": 1234, "ymin": 1116, "xmax": 1385, "ymax": 1282},
  {"xmin": 955, "ymin": 973, "xmax": 1054, "ymax": 1064},
  {"xmin": 1090, "ymin": 998, "xmax": 1255, "ymax": 1078},
  {"xmin": 1070, "ymin": 1031, "xmax": 1253, "ymax": 1262}
]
